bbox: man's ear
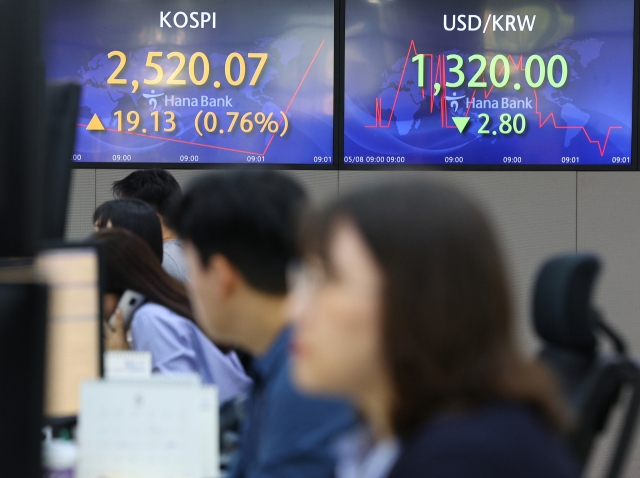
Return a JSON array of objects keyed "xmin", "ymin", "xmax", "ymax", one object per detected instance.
[{"xmin": 208, "ymin": 254, "xmax": 241, "ymax": 300}]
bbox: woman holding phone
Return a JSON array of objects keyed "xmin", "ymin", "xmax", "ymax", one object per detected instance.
[
  {"xmin": 289, "ymin": 181, "xmax": 579, "ymax": 478},
  {"xmin": 94, "ymin": 228, "xmax": 251, "ymax": 404}
]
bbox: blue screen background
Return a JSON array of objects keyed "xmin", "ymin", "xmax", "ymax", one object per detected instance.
[
  {"xmin": 343, "ymin": 0, "xmax": 636, "ymax": 166},
  {"xmin": 45, "ymin": 0, "xmax": 335, "ymax": 165}
]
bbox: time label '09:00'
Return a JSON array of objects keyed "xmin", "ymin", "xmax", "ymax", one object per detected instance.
[{"xmin": 344, "ymin": 156, "xmax": 406, "ymax": 164}]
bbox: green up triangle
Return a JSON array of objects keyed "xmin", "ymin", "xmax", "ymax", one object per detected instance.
[{"xmin": 452, "ymin": 116, "xmax": 470, "ymax": 133}]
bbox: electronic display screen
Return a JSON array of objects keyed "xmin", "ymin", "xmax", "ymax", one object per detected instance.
[
  {"xmin": 343, "ymin": 0, "xmax": 637, "ymax": 167},
  {"xmin": 45, "ymin": 0, "xmax": 335, "ymax": 166}
]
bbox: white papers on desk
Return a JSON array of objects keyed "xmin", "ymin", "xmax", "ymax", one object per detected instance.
[
  {"xmin": 77, "ymin": 377, "xmax": 219, "ymax": 478},
  {"xmin": 104, "ymin": 351, "xmax": 152, "ymax": 380}
]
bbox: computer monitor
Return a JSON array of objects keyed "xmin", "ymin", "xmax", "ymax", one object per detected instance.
[
  {"xmin": 0, "ymin": 282, "xmax": 48, "ymax": 478},
  {"xmin": 0, "ymin": 0, "xmax": 47, "ymax": 257},
  {"xmin": 36, "ymin": 243, "xmax": 104, "ymax": 418},
  {"xmin": 41, "ymin": 82, "xmax": 81, "ymax": 241}
]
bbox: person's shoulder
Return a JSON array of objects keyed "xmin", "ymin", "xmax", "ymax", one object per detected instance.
[
  {"xmin": 272, "ymin": 361, "xmax": 353, "ymax": 419},
  {"xmin": 135, "ymin": 301, "xmax": 172, "ymax": 318},
  {"xmin": 389, "ymin": 404, "xmax": 580, "ymax": 478},
  {"xmin": 132, "ymin": 302, "xmax": 188, "ymax": 333},
  {"xmin": 163, "ymin": 239, "xmax": 183, "ymax": 252},
  {"xmin": 162, "ymin": 241, "xmax": 181, "ymax": 266},
  {"xmin": 258, "ymin": 359, "xmax": 355, "ymax": 457},
  {"xmin": 162, "ymin": 241, "xmax": 188, "ymax": 281}
]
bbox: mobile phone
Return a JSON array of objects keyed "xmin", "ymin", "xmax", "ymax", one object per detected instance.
[{"xmin": 108, "ymin": 290, "xmax": 146, "ymax": 329}]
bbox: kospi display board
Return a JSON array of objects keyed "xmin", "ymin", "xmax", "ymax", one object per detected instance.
[
  {"xmin": 343, "ymin": 0, "xmax": 638, "ymax": 168},
  {"xmin": 46, "ymin": 0, "xmax": 639, "ymax": 169},
  {"xmin": 45, "ymin": 0, "xmax": 335, "ymax": 166}
]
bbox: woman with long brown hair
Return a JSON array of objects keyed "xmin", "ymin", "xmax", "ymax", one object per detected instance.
[
  {"xmin": 289, "ymin": 180, "xmax": 579, "ymax": 477},
  {"xmin": 94, "ymin": 228, "xmax": 251, "ymax": 404}
]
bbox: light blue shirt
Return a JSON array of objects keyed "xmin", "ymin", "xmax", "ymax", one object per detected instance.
[
  {"xmin": 130, "ymin": 302, "xmax": 252, "ymax": 404},
  {"xmin": 162, "ymin": 240, "xmax": 188, "ymax": 283},
  {"xmin": 335, "ymin": 427, "xmax": 400, "ymax": 478}
]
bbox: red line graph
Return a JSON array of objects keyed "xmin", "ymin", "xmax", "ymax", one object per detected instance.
[
  {"xmin": 75, "ymin": 125, "xmax": 263, "ymax": 155},
  {"xmin": 533, "ymin": 90, "xmax": 621, "ymax": 156},
  {"xmin": 78, "ymin": 40, "xmax": 326, "ymax": 157},
  {"xmin": 366, "ymin": 41, "xmax": 623, "ymax": 156},
  {"xmin": 262, "ymin": 39, "xmax": 325, "ymax": 155},
  {"xmin": 365, "ymin": 40, "xmax": 419, "ymax": 129}
]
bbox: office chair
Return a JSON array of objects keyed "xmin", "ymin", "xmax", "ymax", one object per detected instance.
[{"xmin": 533, "ymin": 254, "xmax": 640, "ymax": 478}]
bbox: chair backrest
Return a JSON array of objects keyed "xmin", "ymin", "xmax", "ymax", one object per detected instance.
[
  {"xmin": 533, "ymin": 254, "xmax": 640, "ymax": 478},
  {"xmin": 534, "ymin": 254, "xmax": 599, "ymax": 353}
]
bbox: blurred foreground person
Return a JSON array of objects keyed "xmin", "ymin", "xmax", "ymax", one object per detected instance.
[
  {"xmin": 94, "ymin": 228, "xmax": 251, "ymax": 404},
  {"xmin": 290, "ymin": 181, "xmax": 580, "ymax": 478},
  {"xmin": 170, "ymin": 171, "xmax": 354, "ymax": 478},
  {"xmin": 112, "ymin": 168, "xmax": 187, "ymax": 281},
  {"xmin": 93, "ymin": 198, "xmax": 163, "ymax": 262}
]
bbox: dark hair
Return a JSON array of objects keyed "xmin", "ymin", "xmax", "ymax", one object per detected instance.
[
  {"xmin": 112, "ymin": 169, "xmax": 182, "ymax": 221},
  {"xmin": 91, "ymin": 228, "xmax": 193, "ymax": 322},
  {"xmin": 168, "ymin": 171, "xmax": 307, "ymax": 295},
  {"xmin": 93, "ymin": 199, "xmax": 163, "ymax": 262},
  {"xmin": 302, "ymin": 180, "xmax": 568, "ymax": 437}
]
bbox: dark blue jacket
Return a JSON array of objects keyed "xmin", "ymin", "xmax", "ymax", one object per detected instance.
[
  {"xmin": 230, "ymin": 327, "xmax": 355, "ymax": 478},
  {"xmin": 388, "ymin": 403, "xmax": 580, "ymax": 478}
]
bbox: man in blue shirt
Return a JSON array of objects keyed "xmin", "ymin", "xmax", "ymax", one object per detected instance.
[{"xmin": 169, "ymin": 171, "xmax": 353, "ymax": 478}]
